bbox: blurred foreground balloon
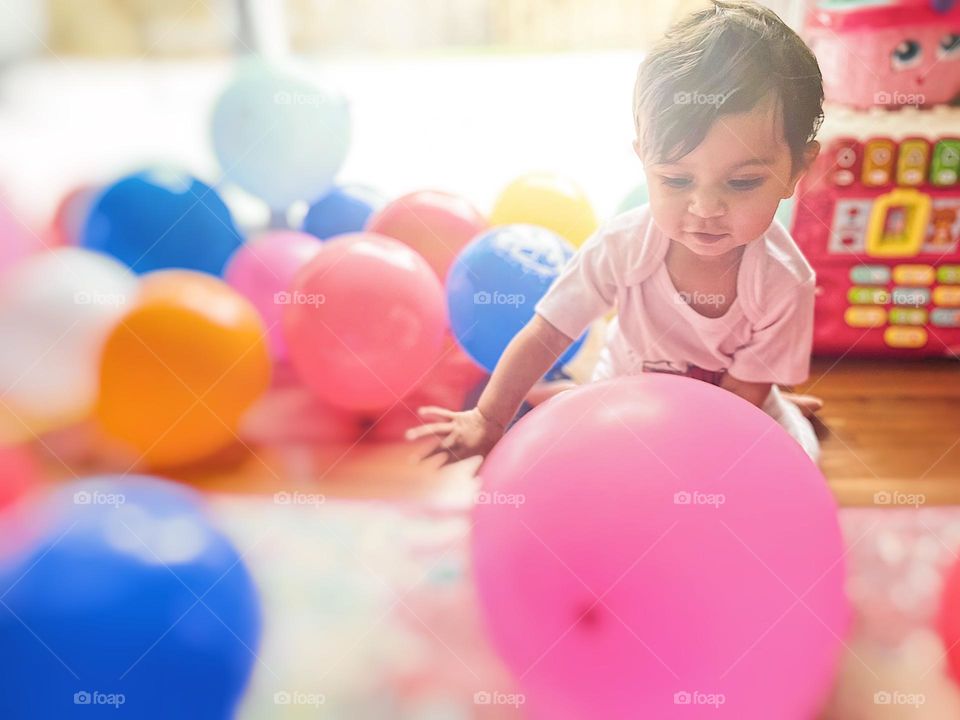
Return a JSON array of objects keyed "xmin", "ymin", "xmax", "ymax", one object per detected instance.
[
  {"xmin": 0, "ymin": 475, "xmax": 261, "ymax": 719},
  {"xmin": 473, "ymin": 374, "xmax": 849, "ymax": 719}
]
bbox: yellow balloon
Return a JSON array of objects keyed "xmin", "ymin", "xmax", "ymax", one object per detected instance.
[
  {"xmin": 96, "ymin": 270, "xmax": 271, "ymax": 468},
  {"xmin": 490, "ymin": 173, "xmax": 598, "ymax": 247}
]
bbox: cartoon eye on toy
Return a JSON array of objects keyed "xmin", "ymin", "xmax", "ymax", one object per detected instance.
[
  {"xmin": 938, "ymin": 33, "xmax": 960, "ymax": 60},
  {"xmin": 891, "ymin": 40, "xmax": 922, "ymax": 71}
]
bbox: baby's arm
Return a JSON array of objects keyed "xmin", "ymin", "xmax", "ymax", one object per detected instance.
[
  {"xmin": 720, "ymin": 373, "xmax": 772, "ymax": 408},
  {"xmin": 405, "ymin": 314, "xmax": 574, "ymax": 465}
]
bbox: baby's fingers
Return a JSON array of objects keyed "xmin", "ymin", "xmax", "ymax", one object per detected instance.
[
  {"xmin": 417, "ymin": 406, "xmax": 456, "ymax": 420},
  {"xmin": 404, "ymin": 421, "xmax": 454, "ymax": 442}
]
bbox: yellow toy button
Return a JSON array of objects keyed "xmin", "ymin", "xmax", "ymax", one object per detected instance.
[
  {"xmin": 938, "ymin": 266, "xmax": 960, "ymax": 285},
  {"xmin": 844, "ymin": 306, "xmax": 887, "ymax": 327},
  {"xmin": 933, "ymin": 286, "xmax": 960, "ymax": 307},
  {"xmin": 888, "ymin": 308, "xmax": 927, "ymax": 325},
  {"xmin": 893, "ymin": 264, "xmax": 935, "ymax": 285},
  {"xmin": 884, "ymin": 326, "xmax": 927, "ymax": 348}
]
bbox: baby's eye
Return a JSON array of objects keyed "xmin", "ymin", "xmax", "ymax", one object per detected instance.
[
  {"xmin": 728, "ymin": 177, "xmax": 765, "ymax": 191},
  {"xmin": 938, "ymin": 33, "xmax": 960, "ymax": 60},
  {"xmin": 660, "ymin": 176, "xmax": 691, "ymax": 189},
  {"xmin": 891, "ymin": 40, "xmax": 922, "ymax": 70}
]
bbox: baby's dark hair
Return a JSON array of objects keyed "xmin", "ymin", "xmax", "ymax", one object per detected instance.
[{"xmin": 634, "ymin": 0, "xmax": 824, "ymax": 170}]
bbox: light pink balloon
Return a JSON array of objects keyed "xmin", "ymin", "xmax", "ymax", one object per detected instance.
[
  {"xmin": 284, "ymin": 232, "xmax": 447, "ymax": 412},
  {"xmin": 224, "ymin": 230, "xmax": 323, "ymax": 359},
  {"xmin": 472, "ymin": 374, "xmax": 849, "ymax": 720},
  {"xmin": 0, "ymin": 200, "xmax": 36, "ymax": 271}
]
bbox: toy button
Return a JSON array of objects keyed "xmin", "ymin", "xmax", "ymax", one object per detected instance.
[
  {"xmin": 850, "ymin": 265, "xmax": 890, "ymax": 284},
  {"xmin": 884, "ymin": 326, "xmax": 928, "ymax": 348},
  {"xmin": 938, "ymin": 266, "xmax": 960, "ymax": 284},
  {"xmin": 844, "ymin": 306, "xmax": 887, "ymax": 327},
  {"xmin": 891, "ymin": 287, "xmax": 930, "ymax": 306},
  {"xmin": 848, "ymin": 286, "xmax": 890, "ymax": 304},
  {"xmin": 888, "ymin": 308, "xmax": 927, "ymax": 325},
  {"xmin": 892, "ymin": 264, "xmax": 935, "ymax": 285},
  {"xmin": 932, "ymin": 308, "xmax": 960, "ymax": 327},
  {"xmin": 933, "ymin": 286, "xmax": 960, "ymax": 307}
]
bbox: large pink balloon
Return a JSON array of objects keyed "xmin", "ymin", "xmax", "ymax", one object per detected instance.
[
  {"xmin": 224, "ymin": 230, "xmax": 323, "ymax": 359},
  {"xmin": 365, "ymin": 190, "xmax": 487, "ymax": 280},
  {"xmin": 284, "ymin": 233, "xmax": 447, "ymax": 412},
  {"xmin": 472, "ymin": 374, "xmax": 848, "ymax": 719}
]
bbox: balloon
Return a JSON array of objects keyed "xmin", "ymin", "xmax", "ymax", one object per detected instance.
[
  {"xmin": 96, "ymin": 270, "xmax": 271, "ymax": 467},
  {"xmin": 0, "ymin": 445, "xmax": 37, "ymax": 509},
  {"xmin": 0, "ymin": 197, "xmax": 38, "ymax": 271},
  {"xmin": 0, "ymin": 248, "xmax": 138, "ymax": 436},
  {"xmin": 446, "ymin": 224, "xmax": 585, "ymax": 373},
  {"xmin": 302, "ymin": 184, "xmax": 385, "ymax": 240},
  {"xmin": 224, "ymin": 230, "xmax": 323, "ymax": 360},
  {"xmin": 50, "ymin": 184, "xmax": 99, "ymax": 246},
  {"xmin": 616, "ymin": 180, "xmax": 649, "ymax": 214},
  {"xmin": 938, "ymin": 554, "xmax": 960, "ymax": 686},
  {"xmin": 472, "ymin": 374, "xmax": 849, "ymax": 720},
  {"xmin": 284, "ymin": 233, "xmax": 446, "ymax": 412},
  {"xmin": 0, "ymin": 475, "xmax": 261, "ymax": 719},
  {"xmin": 366, "ymin": 190, "xmax": 488, "ymax": 279},
  {"xmin": 81, "ymin": 168, "xmax": 243, "ymax": 275},
  {"xmin": 490, "ymin": 173, "xmax": 598, "ymax": 247},
  {"xmin": 211, "ymin": 59, "xmax": 351, "ymax": 210}
]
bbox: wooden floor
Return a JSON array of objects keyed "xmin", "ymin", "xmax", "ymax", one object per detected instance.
[
  {"xmin": 38, "ymin": 358, "xmax": 960, "ymax": 508},
  {"xmin": 799, "ymin": 358, "xmax": 960, "ymax": 505}
]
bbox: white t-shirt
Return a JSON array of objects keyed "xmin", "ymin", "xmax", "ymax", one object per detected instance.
[{"xmin": 535, "ymin": 205, "xmax": 816, "ymax": 386}]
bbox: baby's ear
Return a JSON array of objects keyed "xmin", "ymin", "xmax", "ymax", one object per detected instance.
[{"xmin": 786, "ymin": 140, "xmax": 820, "ymax": 197}]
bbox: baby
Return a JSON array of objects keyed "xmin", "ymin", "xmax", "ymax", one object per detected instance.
[{"xmin": 407, "ymin": 0, "xmax": 825, "ymax": 464}]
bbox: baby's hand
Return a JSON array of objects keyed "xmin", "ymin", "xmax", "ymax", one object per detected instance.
[{"xmin": 404, "ymin": 406, "xmax": 505, "ymax": 466}]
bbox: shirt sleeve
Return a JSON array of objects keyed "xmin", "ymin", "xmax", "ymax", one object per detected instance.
[
  {"xmin": 534, "ymin": 228, "xmax": 618, "ymax": 341},
  {"xmin": 727, "ymin": 278, "xmax": 815, "ymax": 385}
]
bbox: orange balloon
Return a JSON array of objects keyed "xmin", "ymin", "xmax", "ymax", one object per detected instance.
[
  {"xmin": 96, "ymin": 270, "xmax": 271, "ymax": 468},
  {"xmin": 365, "ymin": 190, "xmax": 487, "ymax": 280}
]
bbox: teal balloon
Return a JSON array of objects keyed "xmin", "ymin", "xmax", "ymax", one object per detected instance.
[
  {"xmin": 617, "ymin": 182, "xmax": 649, "ymax": 214},
  {"xmin": 775, "ymin": 196, "xmax": 796, "ymax": 229},
  {"xmin": 211, "ymin": 59, "xmax": 351, "ymax": 210}
]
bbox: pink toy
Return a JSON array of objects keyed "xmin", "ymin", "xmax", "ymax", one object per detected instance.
[
  {"xmin": 472, "ymin": 374, "xmax": 849, "ymax": 720},
  {"xmin": 224, "ymin": 230, "xmax": 323, "ymax": 360},
  {"xmin": 284, "ymin": 233, "xmax": 447, "ymax": 412},
  {"xmin": 807, "ymin": 0, "xmax": 960, "ymax": 109}
]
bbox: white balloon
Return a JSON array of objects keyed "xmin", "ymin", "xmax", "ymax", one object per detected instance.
[
  {"xmin": 211, "ymin": 58, "xmax": 351, "ymax": 211},
  {"xmin": 0, "ymin": 248, "xmax": 139, "ymax": 433}
]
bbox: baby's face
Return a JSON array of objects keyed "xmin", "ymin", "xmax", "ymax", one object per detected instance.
[{"xmin": 638, "ymin": 94, "xmax": 815, "ymax": 259}]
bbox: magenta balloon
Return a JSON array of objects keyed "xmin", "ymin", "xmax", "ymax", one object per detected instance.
[
  {"xmin": 224, "ymin": 231, "xmax": 323, "ymax": 359},
  {"xmin": 472, "ymin": 374, "xmax": 848, "ymax": 720},
  {"xmin": 284, "ymin": 233, "xmax": 447, "ymax": 412}
]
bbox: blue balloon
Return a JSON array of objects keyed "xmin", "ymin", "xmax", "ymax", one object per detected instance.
[
  {"xmin": 301, "ymin": 184, "xmax": 385, "ymax": 240},
  {"xmin": 81, "ymin": 168, "xmax": 243, "ymax": 275},
  {"xmin": 0, "ymin": 476, "xmax": 261, "ymax": 719},
  {"xmin": 446, "ymin": 224, "xmax": 586, "ymax": 373}
]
